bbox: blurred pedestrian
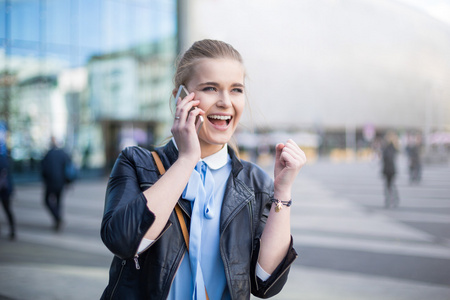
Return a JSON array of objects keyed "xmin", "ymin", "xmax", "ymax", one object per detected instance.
[
  {"xmin": 100, "ymin": 39, "xmax": 306, "ymax": 299},
  {"xmin": 406, "ymin": 134, "xmax": 422, "ymax": 184},
  {"xmin": 0, "ymin": 122, "xmax": 15, "ymax": 240},
  {"xmin": 381, "ymin": 132, "xmax": 399, "ymax": 208},
  {"xmin": 41, "ymin": 137, "xmax": 71, "ymax": 231}
]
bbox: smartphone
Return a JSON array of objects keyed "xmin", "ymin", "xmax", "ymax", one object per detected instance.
[
  {"xmin": 174, "ymin": 85, "xmax": 190, "ymax": 110},
  {"xmin": 174, "ymin": 85, "xmax": 204, "ymax": 134}
]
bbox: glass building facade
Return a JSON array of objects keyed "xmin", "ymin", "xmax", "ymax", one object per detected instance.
[{"xmin": 0, "ymin": 0, "xmax": 178, "ymax": 176}]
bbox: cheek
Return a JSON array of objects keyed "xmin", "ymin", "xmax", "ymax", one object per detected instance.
[
  {"xmin": 233, "ymin": 99, "xmax": 245, "ymax": 119},
  {"xmin": 197, "ymin": 96, "xmax": 213, "ymax": 111}
]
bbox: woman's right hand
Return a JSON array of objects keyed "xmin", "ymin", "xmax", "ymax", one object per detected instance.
[
  {"xmin": 142, "ymin": 93, "xmax": 204, "ymax": 241},
  {"xmin": 171, "ymin": 92, "xmax": 204, "ymax": 162}
]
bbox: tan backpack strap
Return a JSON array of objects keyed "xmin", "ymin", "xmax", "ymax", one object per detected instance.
[
  {"xmin": 151, "ymin": 151, "xmax": 166, "ymax": 175},
  {"xmin": 151, "ymin": 151, "xmax": 189, "ymax": 250},
  {"xmin": 175, "ymin": 204, "xmax": 190, "ymax": 252}
]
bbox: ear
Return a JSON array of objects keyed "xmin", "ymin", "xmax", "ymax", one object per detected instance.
[{"xmin": 172, "ymin": 89, "xmax": 178, "ymax": 97}]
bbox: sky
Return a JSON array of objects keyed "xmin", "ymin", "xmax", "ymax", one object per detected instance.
[{"xmin": 395, "ymin": 0, "xmax": 450, "ymax": 26}]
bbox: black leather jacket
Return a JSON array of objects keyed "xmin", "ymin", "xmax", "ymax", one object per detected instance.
[{"xmin": 100, "ymin": 141, "xmax": 297, "ymax": 299}]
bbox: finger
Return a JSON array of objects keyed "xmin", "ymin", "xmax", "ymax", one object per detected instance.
[
  {"xmin": 281, "ymin": 142, "xmax": 307, "ymax": 166},
  {"xmin": 283, "ymin": 145, "xmax": 306, "ymax": 163},
  {"xmin": 283, "ymin": 140, "xmax": 306, "ymax": 159},
  {"xmin": 284, "ymin": 139, "xmax": 301, "ymax": 151},
  {"xmin": 174, "ymin": 92, "xmax": 194, "ymax": 114},
  {"xmin": 280, "ymin": 149, "xmax": 296, "ymax": 165},
  {"xmin": 176, "ymin": 96, "xmax": 197, "ymax": 115},
  {"xmin": 177, "ymin": 92, "xmax": 195, "ymax": 107},
  {"xmin": 275, "ymin": 143, "xmax": 284, "ymax": 161},
  {"xmin": 175, "ymin": 100, "xmax": 201, "ymax": 125},
  {"xmin": 282, "ymin": 144, "xmax": 304, "ymax": 161},
  {"xmin": 280, "ymin": 142, "xmax": 298, "ymax": 156},
  {"xmin": 187, "ymin": 106, "xmax": 203, "ymax": 118},
  {"xmin": 174, "ymin": 92, "xmax": 195, "ymax": 117},
  {"xmin": 186, "ymin": 107, "xmax": 205, "ymax": 127}
]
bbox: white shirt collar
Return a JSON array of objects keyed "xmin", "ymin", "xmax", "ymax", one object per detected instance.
[
  {"xmin": 202, "ymin": 144, "xmax": 229, "ymax": 170},
  {"xmin": 171, "ymin": 138, "xmax": 229, "ymax": 170}
]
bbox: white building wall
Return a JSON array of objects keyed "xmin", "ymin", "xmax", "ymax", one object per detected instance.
[{"xmin": 182, "ymin": 0, "xmax": 450, "ymax": 132}]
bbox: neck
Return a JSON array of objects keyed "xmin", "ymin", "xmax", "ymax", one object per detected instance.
[{"xmin": 200, "ymin": 141, "xmax": 225, "ymax": 159}]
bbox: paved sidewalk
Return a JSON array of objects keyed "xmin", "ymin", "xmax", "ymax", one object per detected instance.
[
  {"xmin": 271, "ymin": 175, "xmax": 450, "ymax": 300},
  {"xmin": 1, "ymin": 158, "xmax": 449, "ymax": 299}
]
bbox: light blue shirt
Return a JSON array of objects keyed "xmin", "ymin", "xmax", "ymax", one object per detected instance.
[{"xmin": 168, "ymin": 143, "xmax": 232, "ymax": 300}]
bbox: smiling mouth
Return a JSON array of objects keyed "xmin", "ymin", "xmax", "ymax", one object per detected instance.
[{"xmin": 208, "ymin": 115, "xmax": 232, "ymax": 127}]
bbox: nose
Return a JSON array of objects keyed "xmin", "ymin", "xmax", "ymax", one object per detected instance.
[{"xmin": 217, "ymin": 91, "xmax": 232, "ymax": 108}]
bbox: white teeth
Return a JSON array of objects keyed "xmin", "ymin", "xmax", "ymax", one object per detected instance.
[{"xmin": 209, "ymin": 115, "xmax": 231, "ymax": 120}]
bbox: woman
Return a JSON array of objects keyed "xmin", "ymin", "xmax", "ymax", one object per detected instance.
[{"xmin": 101, "ymin": 39, "xmax": 306, "ymax": 299}]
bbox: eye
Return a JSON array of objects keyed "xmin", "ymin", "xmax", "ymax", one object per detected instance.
[
  {"xmin": 202, "ymin": 86, "xmax": 217, "ymax": 92},
  {"xmin": 232, "ymin": 88, "xmax": 244, "ymax": 93}
]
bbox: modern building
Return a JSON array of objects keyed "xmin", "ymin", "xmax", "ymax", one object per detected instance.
[
  {"xmin": 0, "ymin": 0, "xmax": 178, "ymax": 175},
  {"xmin": 87, "ymin": 39, "xmax": 177, "ymax": 168}
]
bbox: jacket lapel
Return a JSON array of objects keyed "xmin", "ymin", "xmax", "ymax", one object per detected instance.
[
  {"xmin": 220, "ymin": 146, "xmax": 254, "ymax": 233},
  {"xmin": 220, "ymin": 174, "xmax": 254, "ymax": 233}
]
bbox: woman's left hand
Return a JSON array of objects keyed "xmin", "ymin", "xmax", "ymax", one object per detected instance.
[
  {"xmin": 274, "ymin": 139, "xmax": 307, "ymax": 195},
  {"xmin": 258, "ymin": 139, "xmax": 306, "ymax": 272}
]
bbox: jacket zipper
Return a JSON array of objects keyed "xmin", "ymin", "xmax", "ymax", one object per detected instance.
[
  {"xmin": 133, "ymin": 256, "xmax": 140, "ymax": 270},
  {"xmin": 247, "ymin": 200, "xmax": 254, "ymax": 296},
  {"xmin": 254, "ymin": 239, "xmax": 262, "ymax": 291},
  {"xmin": 133, "ymin": 223, "xmax": 173, "ymax": 270},
  {"xmin": 248, "ymin": 200, "xmax": 253, "ymax": 247},
  {"xmin": 110, "ymin": 259, "xmax": 126, "ymax": 299}
]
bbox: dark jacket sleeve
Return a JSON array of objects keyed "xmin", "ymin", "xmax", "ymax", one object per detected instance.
[
  {"xmin": 100, "ymin": 147, "xmax": 156, "ymax": 259},
  {"xmin": 251, "ymin": 237, "xmax": 298, "ymax": 298}
]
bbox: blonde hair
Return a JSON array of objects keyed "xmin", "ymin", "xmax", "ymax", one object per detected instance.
[{"xmin": 174, "ymin": 39, "xmax": 244, "ymax": 89}]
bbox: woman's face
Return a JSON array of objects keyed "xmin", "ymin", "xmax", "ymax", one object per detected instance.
[{"xmin": 186, "ymin": 58, "xmax": 245, "ymax": 155}]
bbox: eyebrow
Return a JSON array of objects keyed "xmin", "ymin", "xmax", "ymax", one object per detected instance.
[{"xmin": 197, "ymin": 82, "xmax": 245, "ymax": 88}]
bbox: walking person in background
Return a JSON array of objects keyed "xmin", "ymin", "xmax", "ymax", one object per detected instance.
[
  {"xmin": 41, "ymin": 137, "xmax": 71, "ymax": 231},
  {"xmin": 381, "ymin": 131, "xmax": 399, "ymax": 208},
  {"xmin": 100, "ymin": 39, "xmax": 307, "ymax": 299},
  {"xmin": 406, "ymin": 134, "xmax": 422, "ymax": 184},
  {"xmin": 0, "ymin": 122, "xmax": 15, "ymax": 240}
]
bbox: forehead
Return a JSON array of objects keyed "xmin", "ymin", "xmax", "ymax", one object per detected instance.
[{"xmin": 189, "ymin": 58, "xmax": 245, "ymax": 85}]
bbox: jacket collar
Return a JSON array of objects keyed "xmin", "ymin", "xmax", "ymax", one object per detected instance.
[{"xmin": 228, "ymin": 145, "xmax": 243, "ymax": 177}]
